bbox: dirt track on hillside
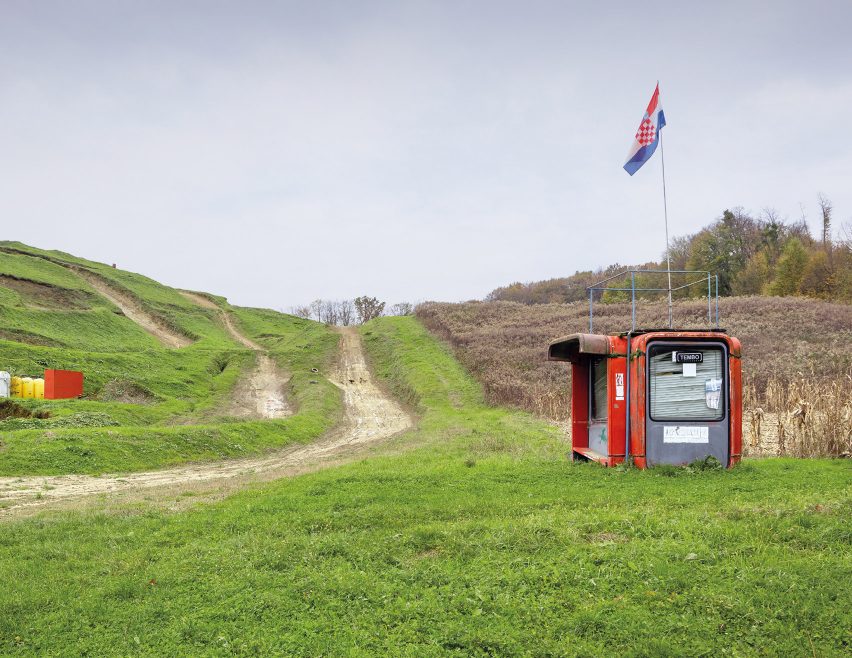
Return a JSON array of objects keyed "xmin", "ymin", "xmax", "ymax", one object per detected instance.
[
  {"xmin": 76, "ymin": 269, "xmax": 193, "ymax": 348},
  {"xmin": 180, "ymin": 292, "xmax": 289, "ymax": 419},
  {"xmin": 0, "ymin": 327, "xmax": 413, "ymax": 516},
  {"xmin": 179, "ymin": 292, "xmax": 260, "ymax": 349}
]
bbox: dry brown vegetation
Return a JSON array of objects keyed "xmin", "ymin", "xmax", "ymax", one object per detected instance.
[
  {"xmin": 417, "ymin": 296, "xmax": 852, "ymax": 457},
  {"xmin": 743, "ymin": 374, "xmax": 851, "ymax": 458}
]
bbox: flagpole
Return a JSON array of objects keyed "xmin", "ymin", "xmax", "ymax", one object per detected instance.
[{"xmin": 660, "ymin": 128, "xmax": 673, "ymax": 328}]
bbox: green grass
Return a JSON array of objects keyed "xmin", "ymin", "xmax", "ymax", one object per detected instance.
[
  {"xmin": 0, "ymin": 243, "xmax": 342, "ymax": 474},
  {"xmin": 0, "ymin": 250, "xmax": 98, "ymax": 292},
  {"xmin": 0, "ymin": 317, "xmax": 848, "ymax": 656}
]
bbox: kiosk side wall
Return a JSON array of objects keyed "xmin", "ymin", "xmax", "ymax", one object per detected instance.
[
  {"xmin": 570, "ymin": 362, "xmax": 589, "ymax": 452},
  {"xmin": 728, "ymin": 336, "xmax": 743, "ymax": 465}
]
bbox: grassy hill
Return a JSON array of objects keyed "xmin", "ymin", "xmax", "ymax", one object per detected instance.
[
  {"xmin": 0, "ymin": 242, "xmax": 341, "ymax": 474},
  {"xmin": 0, "ymin": 317, "xmax": 848, "ymax": 655}
]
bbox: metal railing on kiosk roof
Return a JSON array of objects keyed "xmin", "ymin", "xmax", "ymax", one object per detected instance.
[{"xmin": 586, "ymin": 269, "xmax": 720, "ymax": 332}]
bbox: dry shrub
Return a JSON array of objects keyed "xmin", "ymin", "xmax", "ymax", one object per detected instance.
[
  {"xmin": 418, "ymin": 297, "xmax": 852, "ymax": 458},
  {"xmin": 744, "ymin": 372, "xmax": 852, "ymax": 458}
]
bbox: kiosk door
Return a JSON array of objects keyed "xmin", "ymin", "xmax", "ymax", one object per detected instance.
[{"xmin": 645, "ymin": 342, "xmax": 729, "ymax": 466}]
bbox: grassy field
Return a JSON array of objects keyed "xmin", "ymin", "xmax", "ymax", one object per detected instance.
[
  {"xmin": 0, "ymin": 242, "xmax": 341, "ymax": 474},
  {"xmin": 0, "ymin": 317, "xmax": 848, "ymax": 656}
]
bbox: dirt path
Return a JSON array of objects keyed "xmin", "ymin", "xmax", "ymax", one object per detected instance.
[
  {"xmin": 179, "ymin": 292, "xmax": 260, "ymax": 349},
  {"xmin": 226, "ymin": 354, "xmax": 291, "ymax": 419},
  {"xmin": 76, "ymin": 269, "xmax": 193, "ymax": 348},
  {"xmin": 180, "ymin": 291, "xmax": 290, "ymax": 419},
  {"xmin": 0, "ymin": 327, "xmax": 413, "ymax": 516}
]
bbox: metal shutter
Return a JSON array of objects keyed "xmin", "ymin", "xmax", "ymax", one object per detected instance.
[{"xmin": 649, "ymin": 348, "xmax": 723, "ymax": 420}]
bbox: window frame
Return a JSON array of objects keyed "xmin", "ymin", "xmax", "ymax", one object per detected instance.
[
  {"xmin": 589, "ymin": 356, "xmax": 608, "ymax": 421},
  {"xmin": 646, "ymin": 341, "xmax": 728, "ymax": 423}
]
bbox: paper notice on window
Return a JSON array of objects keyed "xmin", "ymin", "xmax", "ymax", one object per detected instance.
[
  {"xmin": 663, "ymin": 426, "xmax": 709, "ymax": 443},
  {"xmin": 682, "ymin": 363, "xmax": 697, "ymax": 377},
  {"xmin": 705, "ymin": 378, "xmax": 722, "ymax": 410}
]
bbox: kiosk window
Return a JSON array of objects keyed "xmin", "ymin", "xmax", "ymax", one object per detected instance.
[
  {"xmin": 649, "ymin": 346, "xmax": 724, "ymax": 421},
  {"xmin": 591, "ymin": 357, "xmax": 607, "ymax": 420}
]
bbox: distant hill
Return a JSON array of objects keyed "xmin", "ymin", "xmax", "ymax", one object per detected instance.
[{"xmin": 487, "ymin": 206, "xmax": 852, "ymax": 304}]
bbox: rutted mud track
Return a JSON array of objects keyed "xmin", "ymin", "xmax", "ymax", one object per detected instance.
[
  {"xmin": 180, "ymin": 292, "xmax": 290, "ymax": 419},
  {"xmin": 0, "ymin": 327, "xmax": 413, "ymax": 515},
  {"xmin": 77, "ymin": 269, "xmax": 193, "ymax": 348},
  {"xmin": 179, "ymin": 291, "xmax": 260, "ymax": 349}
]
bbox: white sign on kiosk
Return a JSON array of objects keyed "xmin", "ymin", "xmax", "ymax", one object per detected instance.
[{"xmin": 663, "ymin": 425, "xmax": 710, "ymax": 443}]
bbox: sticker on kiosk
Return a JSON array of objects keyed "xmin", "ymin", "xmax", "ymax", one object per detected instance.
[{"xmin": 705, "ymin": 377, "xmax": 722, "ymax": 410}]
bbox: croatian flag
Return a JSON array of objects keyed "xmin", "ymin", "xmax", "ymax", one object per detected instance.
[{"xmin": 623, "ymin": 84, "xmax": 666, "ymax": 176}]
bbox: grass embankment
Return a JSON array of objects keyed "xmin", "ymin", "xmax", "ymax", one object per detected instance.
[
  {"xmin": 1, "ymin": 317, "xmax": 849, "ymax": 656},
  {"xmin": 0, "ymin": 242, "xmax": 341, "ymax": 474}
]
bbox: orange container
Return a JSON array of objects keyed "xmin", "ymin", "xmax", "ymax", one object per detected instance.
[{"xmin": 44, "ymin": 369, "xmax": 84, "ymax": 399}]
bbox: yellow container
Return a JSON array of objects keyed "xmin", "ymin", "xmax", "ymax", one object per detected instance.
[
  {"xmin": 20, "ymin": 377, "xmax": 34, "ymax": 399},
  {"xmin": 10, "ymin": 376, "xmax": 22, "ymax": 398},
  {"xmin": 33, "ymin": 378, "xmax": 45, "ymax": 400}
]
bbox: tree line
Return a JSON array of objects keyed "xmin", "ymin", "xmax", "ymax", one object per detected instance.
[
  {"xmin": 290, "ymin": 296, "xmax": 414, "ymax": 325},
  {"xmin": 488, "ymin": 196, "xmax": 852, "ymax": 304}
]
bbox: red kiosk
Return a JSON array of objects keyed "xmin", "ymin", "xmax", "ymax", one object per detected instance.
[{"xmin": 548, "ymin": 270, "xmax": 742, "ymax": 468}]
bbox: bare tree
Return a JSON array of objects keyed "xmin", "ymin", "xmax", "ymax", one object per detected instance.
[
  {"xmin": 319, "ymin": 300, "xmax": 339, "ymax": 325},
  {"xmin": 354, "ymin": 296, "xmax": 385, "ymax": 324},
  {"xmin": 290, "ymin": 305, "xmax": 312, "ymax": 319},
  {"xmin": 389, "ymin": 302, "xmax": 413, "ymax": 316},
  {"xmin": 818, "ymin": 193, "xmax": 833, "ymax": 255},
  {"xmin": 337, "ymin": 299, "xmax": 355, "ymax": 326},
  {"xmin": 309, "ymin": 299, "xmax": 323, "ymax": 322}
]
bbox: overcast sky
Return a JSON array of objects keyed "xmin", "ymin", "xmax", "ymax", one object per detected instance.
[{"xmin": 2, "ymin": 1, "xmax": 850, "ymax": 309}]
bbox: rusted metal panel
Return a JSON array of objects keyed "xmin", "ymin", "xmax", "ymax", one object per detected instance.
[
  {"xmin": 728, "ymin": 336, "xmax": 743, "ymax": 464},
  {"xmin": 548, "ymin": 333, "xmax": 609, "ymax": 363}
]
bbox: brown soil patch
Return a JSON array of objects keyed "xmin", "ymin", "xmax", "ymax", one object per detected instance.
[
  {"xmin": 0, "ymin": 400, "xmax": 49, "ymax": 420},
  {"xmin": 586, "ymin": 532, "xmax": 628, "ymax": 544},
  {"xmin": 0, "ymin": 274, "xmax": 93, "ymax": 309},
  {"xmin": 97, "ymin": 379, "xmax": 158, "ymax": 404},
  {"xmin": 225, "ymin": 353, "xmax": 291, "ymax": 419},
  {"xmin": 0, "ymin": 328, "xmax": 64, "ymax": 347}
]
